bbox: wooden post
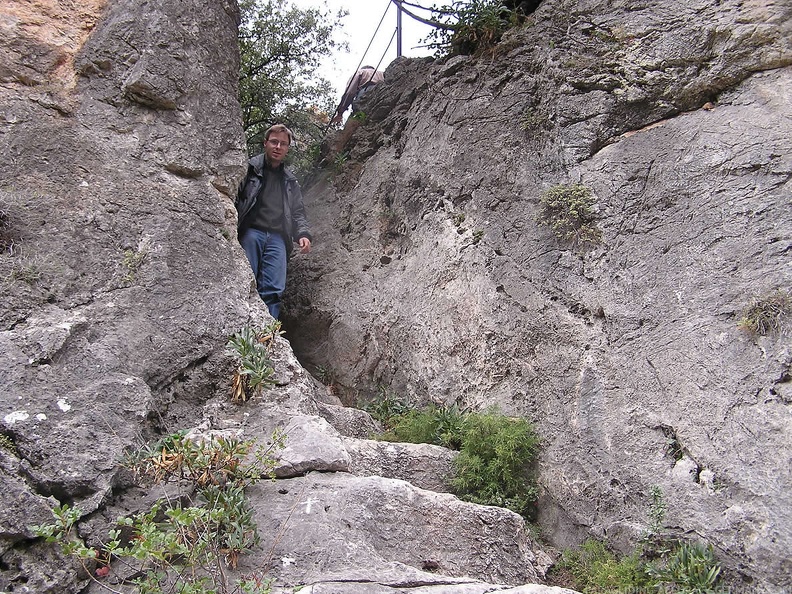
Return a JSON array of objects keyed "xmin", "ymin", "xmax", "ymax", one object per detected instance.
[{"xmin": 395, "ymin": 0, "xmax": 403, "ymax": 57}]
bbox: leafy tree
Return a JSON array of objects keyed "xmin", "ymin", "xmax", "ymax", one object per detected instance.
[
  {"xmin": 238, "ymin": 0, "xmax": 347, "ymax": 171},
  {"xmin": 400, "ymin": 0, "xmax": 533, "ymax": 55}
]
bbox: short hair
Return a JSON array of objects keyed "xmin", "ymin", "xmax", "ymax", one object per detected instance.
[{"xmin": 264, "ymin": 124, "xmax": 294, "ymax": 145}]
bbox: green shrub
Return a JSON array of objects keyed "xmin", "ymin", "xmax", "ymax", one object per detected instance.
[
  {"xmin": 554, "ymin": 484, "xmax": 724, "ymax": 593},
  {"xmin": 425, "ymin": 0, "xmax": 521, "ymax": 55},
  {"xmin": 360, "ymin": 387, "xmax": 414, "ymax": 428},
  {"xmin": 555, "ymin": 538, "xmax": 723, "ymax": 594},
  {"xmin": 377, "ymin": 404, "xmax": 540, "ymax": 518},
  {"xmin": 538, "ymin": 183, "xmax": 602, "ymax": 245},
  {"xmin": 450, "ymin": 410, "xmax": 540, "ymax": 517},
  {"xmin": 382, "ymin": 403, "xmax": 466, "ymax": 449},
  {"xmin": 647, "ymin": 542, "xmax": 722, "ymax": 594},
  {"xmin": 556, "ymin": 539, "xmax": 651, "ymax": 593},
  {"xmin": 738, "ymin": 289, "xmax": 790, "ymax": 336}
]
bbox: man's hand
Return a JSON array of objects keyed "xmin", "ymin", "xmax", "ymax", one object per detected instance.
[{"xmin": 298, "ymin": 237, "xmax": 312, "ymax": 253}]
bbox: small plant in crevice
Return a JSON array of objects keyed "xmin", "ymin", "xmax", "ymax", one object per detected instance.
[
  {"xmin": 360, "ymin": 386, "xmax": 414, "ymax": 427},
  {"xmin": 737, "ymin": 289, "xmax": 790, "ymax": 336},
  {"xmin": 538, "ymin": 183, "xmax": 602, "ymax": 245},
  {"xmin": 520, "ymin": 107, "xmax": 550, "ymax": 132},
  {"xmin": 0, "ymin": 433, "xmax": 18, "ymax": 456},
  {"xmin": 121, "ymin": 239, "xmax": 151, "ymax": 283},
  {"xmin": 554, "ymin": 539, "xmax": 651, "ymax": 593},
  {"xmin": 32, "ymin": 430, "xmax": 284, "ymax": 594},
  {"xmin": 644, "ymin": 485, "xmax": 667, "ymax": 541},
  {"xmin": 660, "ymin": 424, "xmax": 685, "ymax": 462},
  {"xmin": 9, "ymin": 256, "xmax": 44, "ymax": 285},
  {"xmin": 314, "ymin": 364, "xmax": 335, "ymax": 387},
  {"xmin": 332, "ymin": 151, "xmax": 348, "ymax": 175},
  {"xmin": 226, "ymin": 322, "xmax": 283, "ymax": 402},
  {"xmin": 552, "ymin": 537, "xmax": 724, "ymax": 594},
  {"xmin": 381, "ymin": 402, "xmax": 467, "ymax": 449},
  {"xmin": 0, "ymin": 199, "xmax": 14, "ymax": 254}
]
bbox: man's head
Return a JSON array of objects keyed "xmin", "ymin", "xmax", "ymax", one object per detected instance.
[{"xmin": 264, "ymin": 124, "xmax": 294, "ymax": 167}]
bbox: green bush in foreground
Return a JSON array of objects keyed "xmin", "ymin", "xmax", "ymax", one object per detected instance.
[
  {"xmin": 378, "ymin": 403, "xmax": 540, "ymax": 518},
  {"xmin": 33, "ymin": 431, "xmax": 283, "ymax": 594},
  {"xmin": 451, "ymin": 410, "xmax": 540, "ymax": 518}
]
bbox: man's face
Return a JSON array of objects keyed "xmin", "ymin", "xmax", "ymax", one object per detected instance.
[{"xmin": 265, "ymin": 131, "xmax": 290, "ymax": 167}]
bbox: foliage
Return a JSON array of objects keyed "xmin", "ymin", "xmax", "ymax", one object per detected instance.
[
  {"xmin": 556, "ymin": 539, "xmax": 652, "ymax": 593},
  {"xmin": 0, "ymin": 197, "xmax": 13, "ymax": 254},
  {"xmin": 314, "ymin": 364, "xmax": 335, "ymax": 386},
  {"xmin": 449, "ymin": 410, "xmax": 540, "ymax": 518},
  {"xmin": 33, "ymin": 431, "xmax": 284, "ymax": 594},
  {"xmin": 332, "ymin": 151, "xmax": 349, "ymax": 175},
  {"xmin": 382, "ymin": 403, "xmax": 466, "ymax": 449},
  {"xmin": 647, "ymin": 542, "xmax": 722, "ymax": 594},
  {"xmin": 121, "ymin": 239, "xmax": 151, "ymax": 283},
  {"xmin": 8, "ymin": 256, "xmax": 43, "ymax": 284},
  {"xmin": 554, "ymin": 488, "xmax": 723, "ymax": 594},
  {"xmin": 0, "ymin": 433, "xmax": 18, "ymax": 456},
  {"xmin": 360, "ymin": 387, "xmax": 414, "ymax": 427},
  {"xmin": 376, "ymin": 402, "xmax": 540, "ymax": 518},
  {"xmin": 226, "ymin": 323, "xmax": 283, "ymax": 402},
  {"xmin": 238, "ymin": 0, "xmax": 346, "ymax": 176},
  {"xmin": 538, "ymin": 183, "xmax": 602, "ymax": 245},
  {"xmin": 423, "ymin": 0, "xmax": 524, "ymax": 55},
  {"xmin": 737, "ymin": 289, "xmax": 790, "ymax": 336},
  {"xmin": 644, "ymin": 485, "xmax": 667, "ymax": 540},
  {"xmin": 520, "ymin": 106, "xmax": 550, "ymax": 131}
]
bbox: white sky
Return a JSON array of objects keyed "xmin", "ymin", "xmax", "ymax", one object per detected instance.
[{"xmin": 290, "ymin": 0, "xmax": 436, "ymax": 99}]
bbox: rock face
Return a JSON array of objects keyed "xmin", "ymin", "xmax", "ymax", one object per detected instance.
[
  {"xmin": 283, "ymin": 1, "xmax": 792, "ymax": 592},
  {"xmin": 0, "ymin": 1, "xmax": 570, "ymax": 593}
]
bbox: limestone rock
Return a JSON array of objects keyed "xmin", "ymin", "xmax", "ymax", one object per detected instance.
[
  {"xmin": 283, "ymin": 1, "xmax": 792, "ymax": 591},
  {"xmin": 343, "ymin": 437, "xmax": 457, "ymax": 493},
  {"xmin": 4, "ymin": 0, "xmax": 790, "ymax": 591},
  {"xmin": 239, "ymin": 473, "xmax": 545, "ymax": 587}
]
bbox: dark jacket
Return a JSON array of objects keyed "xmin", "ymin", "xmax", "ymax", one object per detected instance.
[{"xmin": 235, "ymin": 154, "xmax": 311, "ymax": 255}]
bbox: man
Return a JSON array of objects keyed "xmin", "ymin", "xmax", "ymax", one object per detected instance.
[
  {"xmin": 236, "ymin": 124, "xmax": 311, "ymax": 319},
  {"xmin": 330, "ymin": 65, "xmax": 384, "ymax": 124}
]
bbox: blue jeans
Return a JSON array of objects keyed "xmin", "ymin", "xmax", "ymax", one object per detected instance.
[{"xmin": 240, "ymin": 228, "xmax": 287, "ymax": 319}]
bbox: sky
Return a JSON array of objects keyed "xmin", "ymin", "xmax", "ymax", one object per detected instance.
[{"xmin": 290, "ymin": 0, "xmax": 437, "ymax": 99}]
